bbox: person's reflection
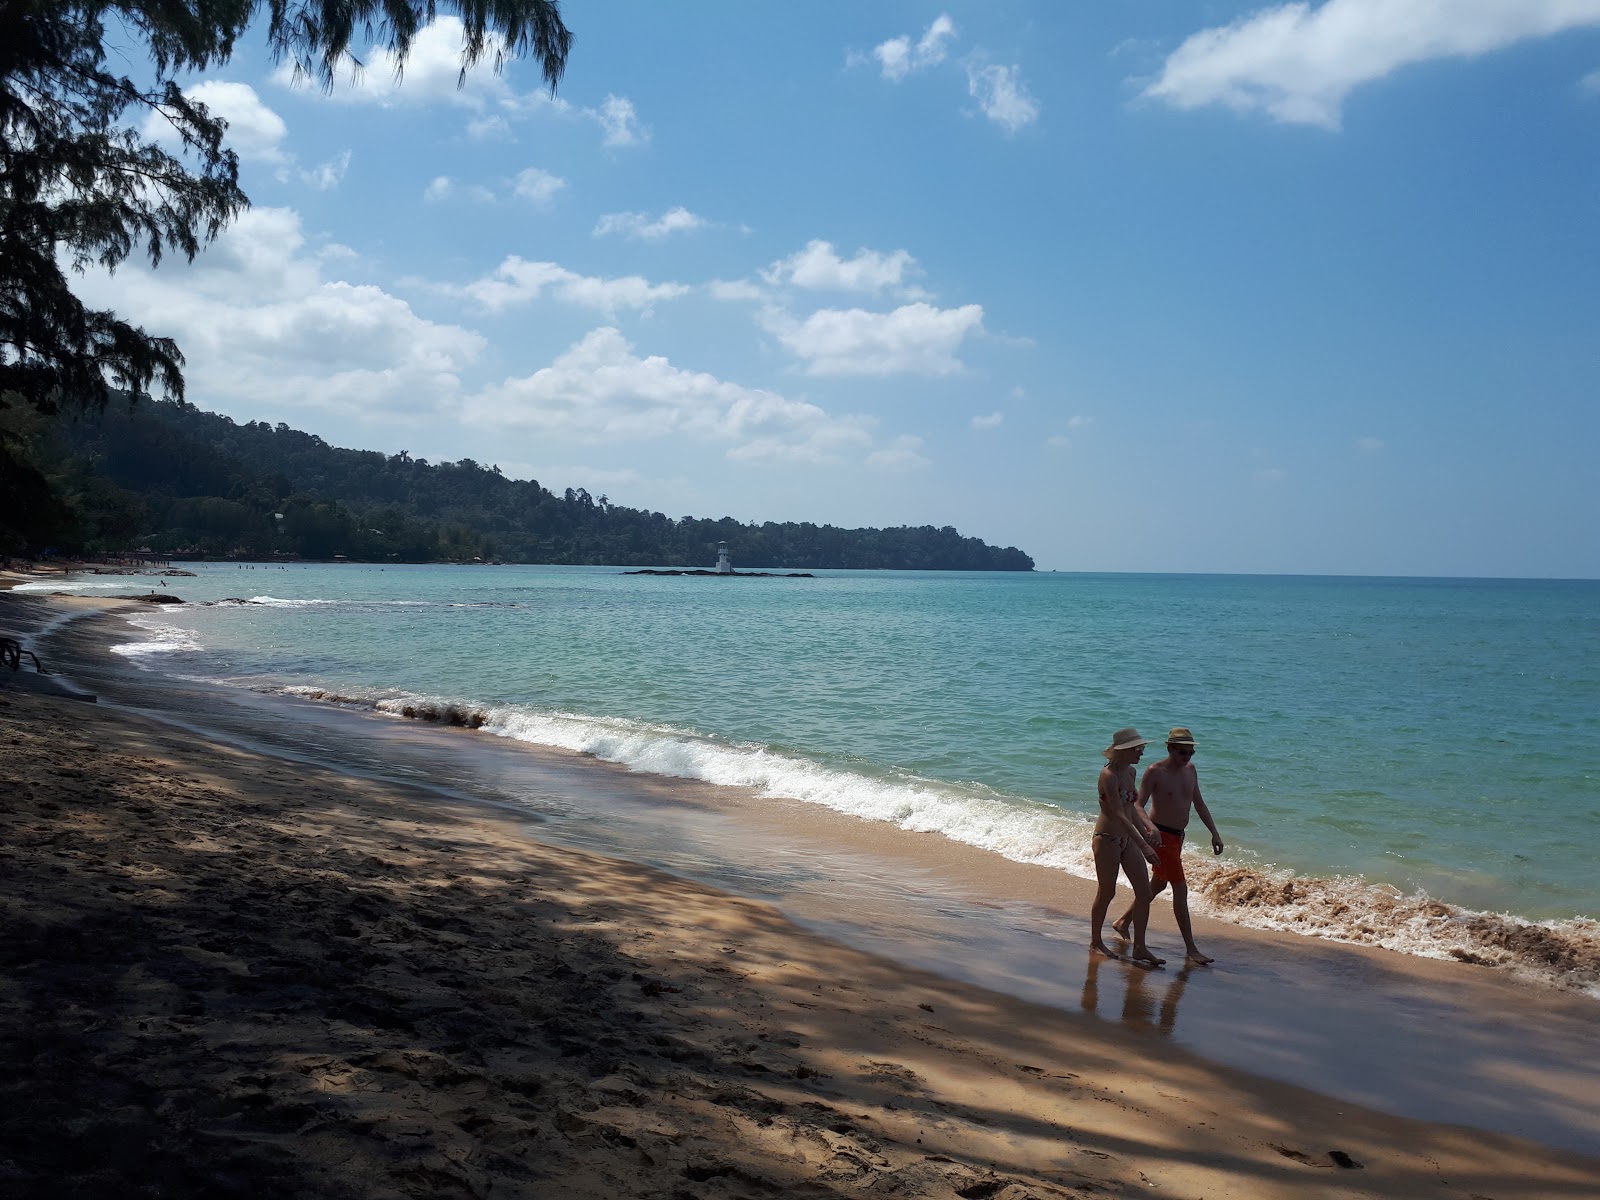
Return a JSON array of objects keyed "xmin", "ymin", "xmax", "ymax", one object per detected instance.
[{"xmin": 1081, "ymin": 956, "xmax": 1194, "ymax": 1037}]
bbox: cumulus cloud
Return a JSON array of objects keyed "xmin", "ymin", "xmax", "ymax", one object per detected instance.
[
  {"xmin": 871, "ymin": 15, "xmax": 958, "ymax": 81},
  {"xmin": 764, "ymin": 240, "xmax": 924, "ymax": 297},
  {"xmin": 972, "ymin": 412, "xmax": 1004, "ymax": 430},
  {"xmin": 593, "ymin": 207, "xmax": 707, "ymax": 239},
  {"xmin": 967, "ymin": 63, "xmax": 1040, "ymax": 133},
  {"xmin": 461, "ymin": 327, "xmax": 874, "ymax": 463},
  {"xmin": 763, "ymin": 301, "xmax": 985, "ymax": 376},
  {"xmin": 276, "ymin": 17, "xmax": 507, "ymax": 108},
  {"xmin": 512, "ymin": 167, "xmax": 566, "ymax": 205},
  {"xmin": 1145, "ymin": 0, "xmax": 1600, "ymax": 129},
  {"xmin": 594, "ymin": 94, "xmax": 648, "ymax": 146},
  {"xmin": 451, "ymin": 257, "xmax": 689, "ymax": 316},
  {"xmin": 71, "ymin": 207, "xmax": 483, "ymax": 419},
  {"xmin": 180, "ymin": 80, "xmax": 289, "ymax": 161}
]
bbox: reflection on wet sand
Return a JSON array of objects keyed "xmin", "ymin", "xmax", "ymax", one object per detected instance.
[{"xmin": 1082, "ymin": 956, "xmax": 1195, "ymax": 1037}]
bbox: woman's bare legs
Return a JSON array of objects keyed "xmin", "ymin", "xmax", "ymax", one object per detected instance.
[
  {"xmin": 1117, "ymin": 844, "xmax": 1165, "ymax": 967},
  {"xmin": 1089, "ymin": 835, "xmax": 1125, "ymax": 959}
]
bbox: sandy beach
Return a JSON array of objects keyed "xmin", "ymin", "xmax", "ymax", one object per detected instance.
[{"xmin": 3, "ymin": 585, "xmax": 1599, "ymax": 1198}]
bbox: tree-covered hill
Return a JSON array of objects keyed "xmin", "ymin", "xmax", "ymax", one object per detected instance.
[{"xmin": 26, "ymin": 400, "xmax": 1033, "ymax": 570}]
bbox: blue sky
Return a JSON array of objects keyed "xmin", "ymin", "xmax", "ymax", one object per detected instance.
[{"xmin": 85, "ymin": 2, "xmax": 1600, "ymax": 576}]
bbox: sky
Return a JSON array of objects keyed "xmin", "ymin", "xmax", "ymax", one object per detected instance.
[{"xmin": 81, "ymin": 1, "xmax": 1600, "ymax": 577}]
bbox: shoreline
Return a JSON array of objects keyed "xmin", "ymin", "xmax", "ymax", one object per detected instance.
[{"xmin": 5, "ymin": 584, "xmax": 1600, "ymax": 1195}]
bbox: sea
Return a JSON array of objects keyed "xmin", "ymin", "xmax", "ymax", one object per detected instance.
[{"xmin": 22, "ymin": 563, "xmax": 1600, "ymax": 995}]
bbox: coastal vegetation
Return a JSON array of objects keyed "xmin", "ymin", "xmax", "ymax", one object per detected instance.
[{"xmin": 4, "ymin": 399, "xmax": 1035, "ymax": 569}]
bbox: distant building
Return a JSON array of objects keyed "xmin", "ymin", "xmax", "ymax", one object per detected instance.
[{"xmin": 715, "ymin": 541, "xmax": 732, "ymax": 574}]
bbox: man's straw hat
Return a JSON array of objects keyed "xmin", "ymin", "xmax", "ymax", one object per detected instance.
[
  {"xmin": 1167, "ymin": 727, "xmax": 1196, "ymax": 746},
  {"xmin": 1103, "ymin": 727, "xmax": 1149, "ymax": 758}
]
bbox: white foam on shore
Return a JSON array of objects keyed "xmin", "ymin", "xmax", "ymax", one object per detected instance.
[
  {"xmin": 11, "ymin": 580, "xmax": 141, "ymax": 592},
  {"xmin": 108, "ymin": 615, "xmax": 202, "ymax": 659},
  {"xmin": 269, "ymin": 683, "xmax": 1600, "ymax": 995}
]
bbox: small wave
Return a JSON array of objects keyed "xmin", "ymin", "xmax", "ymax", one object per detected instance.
[
  {"xmin": 109, "ymin": 615, "xmax": 201, "ymax": 659},
  {"xmin": 244, "ymin": 595, "xmax": 338, "ymax": 607},
  {"xmin": 10, "ymin": 580, "xmax": 137, "ymax": 593},
  {"xmin": 240, "ymin": 595, "xmax": 455, "ymax": 609},
  {"xmin": 1188, "ymin": 863, "xmax": 1600, "ymax": 995},
  {"xmin": 273, "ymin": 685, "xmax": 1600, "ymax": 995}
]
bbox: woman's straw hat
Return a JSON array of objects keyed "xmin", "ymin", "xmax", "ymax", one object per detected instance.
[{"xmin": 1103, "ymin": 727, "xmax": 1149, "ymax": 758}]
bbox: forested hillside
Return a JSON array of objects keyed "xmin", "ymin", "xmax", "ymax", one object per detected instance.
[{"xmin": 13, "ymin": 401, "xmax": 1033, "ymax": 570}]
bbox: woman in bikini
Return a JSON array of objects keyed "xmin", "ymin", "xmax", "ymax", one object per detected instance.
[{"xmin": 1089, "ymin": 727, "xmax": 1165, "ymax": 965}]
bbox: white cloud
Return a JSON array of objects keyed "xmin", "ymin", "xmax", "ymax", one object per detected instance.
[
  {"xmin": 1046, "ymin": 435, "xmax": 1071, "ymax": 448},
  {"xmin": 1357, "ymin": 436, "xmax": 1385, "ymax": 453},
  {"xmin": 1581, "ymin": 68, "xmax": 1600, "ymax": 92},
  {"xmin": 188, "ymin": 81, "xmax": 287, "ymax": 161},
  {"xmin": 274, "ymin": 18, "xmax": 645, "ymax": 149},
  {"xmin": 764, "ymin": 302, "xmax": 985, "ymax": 376},
  {"xmin": 972, "ymin": 411, "xmax": 1004, "ymax": 430},
  {"xmin": 967, "ymin": 63, "xmax": 1040, "ymax": 133},
  {"xmin": 277, "ymin": 17, "xmax": 504, "ymax": 108},
  {"xmin": 71, "ymin": 207, "xmax": 483, "ymax": 419},
  {"xmin": 1067, "ymin": 414, "xmax": 1094, "ymax": 430},
  {"xmin": 461, "ymin": 327, "xmax": 874, "ymax": 463},
  {"xmin": 1145, "ymin": 0, "xmax": 1600, "ymax": 129},
  {"xmin": 593, "ymin": 207, "xmax": 707, "ymax": 239},
  {"xmin": 453, "ymin": 257, "xmax": 689, "ymax": 316},
  {"xmin": 866, "ymin": 434, "xmax": 931, "ymax": 469},
  {"xmin": 424, "ymin": 176, "xmax": 453, "ymax": 202},
  {"xmin": 512, "ymin": 167, "xmax": 566, "ymax": 205},
  {"xmin": 593, "ymin": 94, "xmax": 648, "ymax": 146},
  {"xmin": 872, "ymin": 15, "xmax": 958, "ymax": 81},
  {"xmin": 297, "ymin": 149, "xmax": 351, "ymax": 190},
  {"xmin": 764, "ymin": 240, "xmax": 924, "ymax": 297}
]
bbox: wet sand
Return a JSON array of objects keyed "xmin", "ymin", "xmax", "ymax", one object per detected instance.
[{"xmin": 3, "ymin": 584, "xmax": 1599, "ymax": 1197}]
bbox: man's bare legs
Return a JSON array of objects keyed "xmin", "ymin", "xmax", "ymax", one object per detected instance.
[
  {"xmin": 1168, "ymin": 881, "xmax": 1213, "ymax": 965},
  {"xmin": 1117, "ymin": 879, "xmax": 1213, "ymax": 965}
]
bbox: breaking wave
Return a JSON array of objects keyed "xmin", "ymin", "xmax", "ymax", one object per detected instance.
[{"xmin": 277, "ymin": 683, "xmax": 1600, "ymax": 996}]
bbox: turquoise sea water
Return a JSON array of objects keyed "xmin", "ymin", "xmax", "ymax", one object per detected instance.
[{"xmin": 34, "ymin": 563, "xmax": 1599, "ymax": 989}]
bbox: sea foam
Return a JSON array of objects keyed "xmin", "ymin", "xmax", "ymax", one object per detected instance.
[{"xmin": 278, "ymin": 683, "xmax": 1600, "ymax": 996}]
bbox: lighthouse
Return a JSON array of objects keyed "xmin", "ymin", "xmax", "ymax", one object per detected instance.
[{"xmin": 715, "ymin": 541, "xmax": 732, "ymax": 574}]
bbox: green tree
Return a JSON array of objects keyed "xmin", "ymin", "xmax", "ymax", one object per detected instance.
[{"xmin": 1, "ymin": 0, "xmax": 571, "ymax": 420}]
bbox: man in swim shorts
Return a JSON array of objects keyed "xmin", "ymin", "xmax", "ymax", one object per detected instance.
[{"xmin": 1113, "ymin": 727, "xmax": 1224, "ymax": 965}]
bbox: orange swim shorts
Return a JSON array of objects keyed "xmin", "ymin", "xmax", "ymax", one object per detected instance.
[{"xmin": 1150, "ymin": 829, "xmax": 1186, "ymax": 887}]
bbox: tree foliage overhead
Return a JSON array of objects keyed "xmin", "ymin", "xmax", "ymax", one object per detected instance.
[{"xmin": 0, "ymin": 1, "xmax": 570, "ymax": 418}]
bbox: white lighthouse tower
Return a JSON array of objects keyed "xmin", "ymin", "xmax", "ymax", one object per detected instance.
[{"xmin": 715, "ymin": 540, "xmax": 732, "ymax": 574}]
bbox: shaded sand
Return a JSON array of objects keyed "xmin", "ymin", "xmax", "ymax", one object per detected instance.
[{"xmin": 4, "ymin": 689, "xmax": 1600, "ymax": 1198}]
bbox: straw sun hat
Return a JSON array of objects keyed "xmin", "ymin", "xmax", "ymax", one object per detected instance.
[{"xmin": 1103, "ymin": 727, "xmax": 1150, "ymax": 758}]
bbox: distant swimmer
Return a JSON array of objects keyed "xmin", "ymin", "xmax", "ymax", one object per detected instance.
[
  {"xmin": 1114, "ymin": 727, "xmax": 1224, "ymax": 965},
  {"xmin": 1090, "ymin": 727, "xmax": 1165, "ymax": 967}
]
